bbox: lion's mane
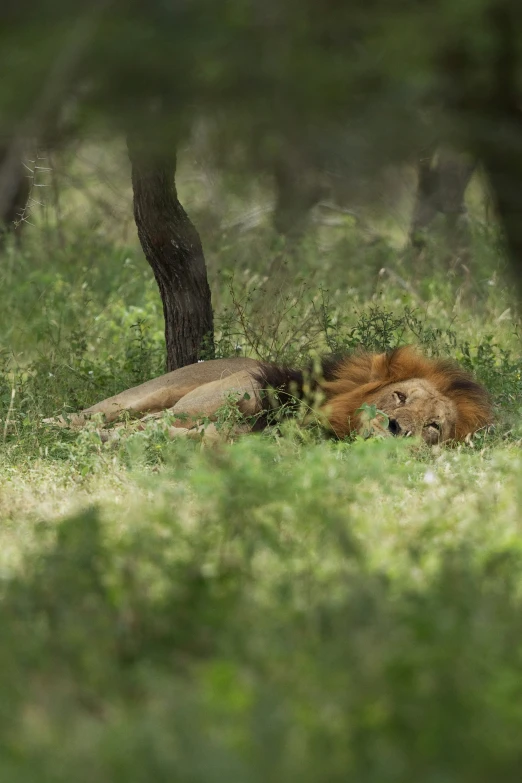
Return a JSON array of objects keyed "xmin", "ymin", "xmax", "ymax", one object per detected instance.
[{"xmin": 254, "ymin": 346, "xmax": 492, "ymax": 441}]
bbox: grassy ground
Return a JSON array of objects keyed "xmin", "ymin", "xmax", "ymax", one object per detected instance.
[{"xmin": 1, "ymin": 155, "xmax": 522, "ymax": 780}]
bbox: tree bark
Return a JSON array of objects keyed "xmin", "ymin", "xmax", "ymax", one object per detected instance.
[
  {"xmin": 410, "ymin": 146, "xmax": 475, "ymax": 253},
  {"xmin": 0, "ymin": 144, "xmax": 31, "ymax": 246},
  {"xmin": 127, "ymin": 135, "xmax": 214, "ymax": 371},
  {"xmin": 440, "ymin": 5, "xmax": 522, "ymax": 288},
  {"xmin": 475, "ymin": 6, "xmax": 522, "ymax": 292},
  {"xmin": 272, "ymin": 143, "xmax": 325, "ymax": 239}
]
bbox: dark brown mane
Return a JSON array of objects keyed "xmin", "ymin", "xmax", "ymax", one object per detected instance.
[{"xmin": 253, "ymin": 356, "xmax": 343, "ymax": 404}]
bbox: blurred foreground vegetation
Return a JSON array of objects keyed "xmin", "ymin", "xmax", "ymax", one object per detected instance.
[{"xmin": 1, "ymin": 148, "xmax": 522, "ymax": 780}]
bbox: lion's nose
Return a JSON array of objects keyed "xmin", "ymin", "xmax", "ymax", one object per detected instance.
[{"xmin": 388, "ymin": 418, "xmax": 402, "ymax": 436}]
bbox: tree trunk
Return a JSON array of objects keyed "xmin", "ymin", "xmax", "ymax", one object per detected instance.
[
  {"xmin": 485, "ymin": 156, "xmax": 522, "ymax": 287},
  {"xmin": 0, "ymin": 144, "xmax": 31, "ymax": 246},
  {"xmin": 440, "ymin": 5, "xmax": 522, "ymax": 288},
  {"xmin": 272, "ymin": 144, "xmax": 325, "ymax": 239},
  {"xmin": 410, "ymin": 146, "xmax": 475, "ymax": 254},
  {"xmin": 127, "ymin": 135, "xmax": 214, "ymax": 371},
  {"xmin": 473, "ymin": 6, "xmax": 522, "ymax": 293}
]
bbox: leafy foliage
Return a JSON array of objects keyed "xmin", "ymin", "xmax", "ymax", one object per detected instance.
[
  {"xmin": 0, "ymin": 158, "xmax": 521, "ymax": 780},
  {"xmin": 2, "ymin": 437, "xmax": 522, "ymax": 781}
]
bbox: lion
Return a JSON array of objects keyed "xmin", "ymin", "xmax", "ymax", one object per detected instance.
[{"xmin": 45, "ymin": 346, "xmax": 492, "ymax": 445}]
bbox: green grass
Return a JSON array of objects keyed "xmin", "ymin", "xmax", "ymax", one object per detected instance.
[{"xmin": 1, "ymin": 171, "xmax": 522, "ymax": 780}]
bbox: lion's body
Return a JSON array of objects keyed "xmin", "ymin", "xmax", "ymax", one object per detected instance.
[{"xmin": 48, "ymin": 348, "xmax": 492, "ymax": 444}]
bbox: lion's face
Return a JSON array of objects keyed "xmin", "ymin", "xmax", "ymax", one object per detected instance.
[{"xmin": 369, "ymin": 378, "xmax": 457, "ymax": 444}]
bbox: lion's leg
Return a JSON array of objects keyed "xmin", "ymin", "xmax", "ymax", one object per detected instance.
[
  {"xmin": 166, "ymin": 369, "xmax": 263, "ymax": 426},
  {"xmin": 43, "ymin": 382, "xmax": 199, "ymax": 429},
  {"xmin": 95, "ymin": 370, "xmax": 262, "ymax": 444},
  {"xmin": 44, "ymin": 358, "xmax": 261, "ymax": 428}
]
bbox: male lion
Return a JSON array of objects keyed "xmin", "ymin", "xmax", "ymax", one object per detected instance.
[{"xmin": 48, "ymin": 346, "xmax": 492, "ymax": 445}]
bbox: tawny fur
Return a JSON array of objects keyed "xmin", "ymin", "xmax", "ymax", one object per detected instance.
[
  {"xmin": 46, "ymin": 347, "xmax": 492, "ymax": 444},
  {"xmin": 47, "ymin": 357, "xmax": 260, "ymax": 427}
]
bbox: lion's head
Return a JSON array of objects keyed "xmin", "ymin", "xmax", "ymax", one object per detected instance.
[{"xmin": 320, "ymin": 347, "xmax": 492, "ymax": 444}]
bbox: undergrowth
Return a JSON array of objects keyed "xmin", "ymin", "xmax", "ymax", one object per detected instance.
[{"xmin": 0, "ymin": 194, "xmax": 522, "ymax": 780}]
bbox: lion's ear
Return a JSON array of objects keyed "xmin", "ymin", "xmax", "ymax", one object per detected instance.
[
  {"xmin": 347, "ymin": 350, "xmax": 405, "ymax": 384},
  {"xmin": 336, "ymin": 348, "xmax": 422, "ymax": 386},
  {"xmin": 323, "ymin": 347, "xmax": 429, "ymax": 394},
  {"xmin": 368, "ymin": 352, "xmax": 391, "ymax": 381},
  {"xmin": 325, "ymin": 352, "xmax": 379, "ymax": 391},
  {"xmin": 372, "ymin": 347, "xmax": 434, "ymax": 384}
]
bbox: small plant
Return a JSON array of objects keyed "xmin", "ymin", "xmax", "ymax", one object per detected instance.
[
  {"xmin": 356, "ymin": 402, "xmax": 390, "ymax": 439},
  {"xmin": 123, "ymin": 318, "xmax": 162, "ymax": 385}
]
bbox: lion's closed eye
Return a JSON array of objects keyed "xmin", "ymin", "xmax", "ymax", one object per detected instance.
[{"xmin": 393, "ymin": 391, "xmax": 407, "ymax": 405}]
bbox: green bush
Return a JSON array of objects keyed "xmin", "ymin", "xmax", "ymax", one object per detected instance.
[{"xmin": 1, "ymin": 438, "xmax": 522, "ymax": 781}]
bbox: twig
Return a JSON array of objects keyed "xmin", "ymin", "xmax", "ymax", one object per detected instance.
[
  {"xmin": 378, "ymin": 267, "xmax": 422, "ymax": 301},
  {"xmin": 3, "ymin": 386, "xmax": 16, "ymax": 441}
]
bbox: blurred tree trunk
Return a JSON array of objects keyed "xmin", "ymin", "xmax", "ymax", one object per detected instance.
[
  {"xmin": 410, "ymin": 147, "xmax": 476, "ymax": 254},
  {"xmin": 441, "ymin": 5, "xmax": 522, "ymax": 287},
  {"xmin": 127, "ymin": 133, "xmax": 214, "ymax": 371},
  {"xmin": 272, "ymin": 144, "xmax": 325, "ymax": 239},
  {"xmin": 484, "ymin": 147, "xmax": 522, "ymax": 287},
  {"xmin": 475, "ymin": 6, "xmax": 522, "ymax": 291},
  {"xmin": 0, "ymin": 144, "xmax": 30, "ymax": 246}
]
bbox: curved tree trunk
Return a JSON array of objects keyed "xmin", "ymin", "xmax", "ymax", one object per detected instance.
[{"xmin": 127, "ymin": 134, "xmax": 214, "ymax": 371}]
